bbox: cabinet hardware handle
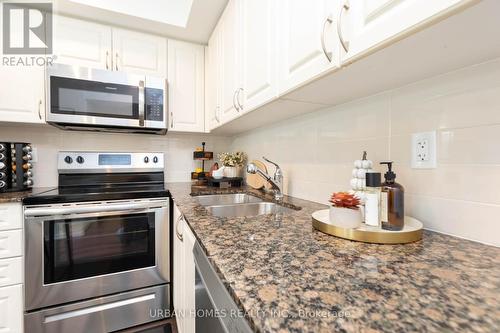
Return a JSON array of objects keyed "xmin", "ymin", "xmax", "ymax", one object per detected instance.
[
  {"xmin": 38, "ymin": 100, "xmax": 42, "ymax": 120},
  {"xmin": 170, "ymin": 111, "xmax": 174, "ymax": 128},
  {"xmin": 338, "ymin": 0, "xmax": 350, "ymax": 53},
  {"xmin": 236, "ymin": 88, "xmax": 244, "ymax": 111},
  {"xmin": 321, "ymin": 14, "xmax": 333, "ymax": 62},
  {"xmin": 175, "ymin": 214, "xmax": 184, "ymax": 241},
  {"xmin": 115, "ymin": 53, "xmax": 119, "ymax": 71},
  {"xmin": 138, "ymin": 80, "xmax": 145, "ymax": 126},
  {"xmin": 233, "ymin": 90, "xmax": 240, "ymax": 112},
  {"xmin": 215, "ymin": 107, "xmax": 220, "ymax": 123},
  {"xmin": 106, "ymin": 51, "xmax": 109, "ymax": 70}
]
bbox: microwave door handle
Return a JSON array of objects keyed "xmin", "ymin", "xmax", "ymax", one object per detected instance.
[{"xmin": 139, "ymin": 80, "xmax": 145, "ymax": 127}]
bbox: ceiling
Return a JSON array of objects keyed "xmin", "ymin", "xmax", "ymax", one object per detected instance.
[{"xmin": 54, "ymin": 0, "xmax": 228, "ymax": 44}]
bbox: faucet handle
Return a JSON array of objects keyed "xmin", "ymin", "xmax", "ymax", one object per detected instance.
[{"xmin": 262, "ymin": 156, "xmax": 280, "ymax": 170}]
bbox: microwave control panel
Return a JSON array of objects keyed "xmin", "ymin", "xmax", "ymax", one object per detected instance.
[{"xmin": 145, "ymin": 88, "xmax": 164, "ymax": 121}]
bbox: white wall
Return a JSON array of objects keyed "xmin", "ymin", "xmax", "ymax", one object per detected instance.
[
  {"xmin": 0, "ymin": 124, "xmax": 231, "ymax": 186},
  {"xmin": 231, "ymin": 58, "xmax": 500, "ymax": 247}
]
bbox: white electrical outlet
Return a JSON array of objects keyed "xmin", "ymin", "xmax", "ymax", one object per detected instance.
[{"xmin": 411, "ymin": 131, "xmax": 437, "ymax": 169}]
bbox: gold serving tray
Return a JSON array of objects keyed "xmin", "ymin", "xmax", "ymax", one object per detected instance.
[{"xmin": 312, "ymin": 209, "xmax": 423, "ymax": 244}]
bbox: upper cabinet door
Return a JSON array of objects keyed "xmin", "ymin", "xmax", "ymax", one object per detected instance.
[
  {"xmin": 205, "ymin": 27, "xmax": 222, "ymax": 131},
  {"xmin": 0, "ymin": 7, "xmax": 45, "ymax": 125},
  {"xmin": 278, "ymin": 0, "xmax": 339, "ymax": 94},
  {"xmin": 112, "ymin": 28, "xmax": 167, "ymax": 76},
  {"xmin": 219, "ymin": 0, "xmax": 243, "ymax": 124},
  {"xmin": 168, "ymin": 40, "xmax": 205, "ymax": 133},
  {"xmin": 53, "ymin": 16, "xmax": 112, "ymax": 69},
  {"xmin": 0, "ymin": 63, "xmax": 45, "ymax": 124},
  {"xmin": 339, "ymin": 0, "xmax": 468, "ymax": 63},
  {"xmin": 241, "ymin": 0, "xmax": 278, "ymax": 112}
]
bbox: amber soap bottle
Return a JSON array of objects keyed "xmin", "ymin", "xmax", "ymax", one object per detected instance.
[{"xmin": 380, "ymin": 162, "xmax": 405, "ymax": 231}]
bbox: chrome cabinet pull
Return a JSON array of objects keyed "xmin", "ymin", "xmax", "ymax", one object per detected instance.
[
  {"xmin": 170, "ymin": 111, "xmax": 174, "ymax": 128},
  {"xmin": 138, "ymin": 80, "xmax": 145, "ymax": 126},
  {"xmin": 338, "ymin": 0, "xmax": 350, "ymax": 53},
  {"xmin": 321, "ymin": 14, "xmax": 333, "ymax": 62},
  {"xmin": 214, "ymin": 107, "xmax": 220, "ymax": 123},
  {"xmin": 236, "ymin": 88, "xmax": 244, "ymax": 111},
  {"xmin": 115, "ymin": 53, "xmax": 119, "ymax": 71},
  {"xmin": 175, "ymin": 214, "xmax": 184, "ymax": 241},
  {"xmin": 38, "ymin": 100, "xmax": 42, "ymax": 120},
  {"xmin": 105, "ymin": 51, "xmax": 109, "ymax": 70},
  {"xmin": 232, "ymin": 89, "xmax": 239, "ymax": 112}
]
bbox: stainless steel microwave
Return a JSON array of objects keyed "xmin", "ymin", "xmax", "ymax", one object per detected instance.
[{"xmin": 47, "ymin": 64, "xmax": 167, "ymax": 134}]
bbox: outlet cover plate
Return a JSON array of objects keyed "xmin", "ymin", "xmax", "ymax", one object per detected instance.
[{"xmin": 411, "ymin": 131, "xmax": 437, "ymax": 169}]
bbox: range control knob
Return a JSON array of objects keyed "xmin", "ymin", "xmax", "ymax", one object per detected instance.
[
  {"xmin": 153, "ymin": 156, "xmax": 158, "ymax": 163},
  {"xmin": 64, "ymin": 156, "xmax": 73, "ymax": 164},
  {"xmin": 144, "ymin": 156, "xmax": 149, "ymax": 163},
  {"xmin": 76, "ymin": 156, "xmax": 84, "ymax": 164}
]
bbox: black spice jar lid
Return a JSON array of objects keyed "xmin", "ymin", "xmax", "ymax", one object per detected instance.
[{"xmin": 365, "ymin": 172, "xmax": 381, "ymax": 187}]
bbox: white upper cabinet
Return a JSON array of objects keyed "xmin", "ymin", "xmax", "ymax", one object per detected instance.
[
  {"xmin": 339, "ymin": 0, "xmax": 468, "ymax": 63},
  {"xmin": 0, "ymin": 64, "xmax": 45, "ymax": 124},
  {"xmin": 53, "ymin": 16, "xmax": 112, "ymax": 69},
  {"xmin": 0, "ymin": 9, "xmax": 46, "ymax": 125},
  {"xmin": 205, "ymin": 27, "xmax": 222, "ymax": 131},
  {"xmin": 168, "ymin": 40, "xmax": 205, "ymax": 133},
  {"xmin": 112, "ymin": 28, "xmax": 167, "ymax": 77},
  {"xmin": 278, "ymin": 0, "xmax": 340, "ymax": 94},
  {"xmin": 52, "ymin": 16, "xmax": 167, "ymax": 77},
  {"xmin": 219, "ymin": 0, "xmax": 243, "ymax": 124},
  {"xmin": 241, "ymin": 0, "xmax": 278, "ymax": 111}
]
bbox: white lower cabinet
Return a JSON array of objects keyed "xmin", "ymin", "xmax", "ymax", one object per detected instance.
[
  {"xmin": 0, "ymin": 284, "xmax": 23, "ymax": 333},
  {"xmin": 0, "ymin": 202, "xmax": 23, "ymax": 333},
  {"xmin": 173, "ymin": 204, "xmax": 196, "ymax": 333},
  {"xmin": 0, "ymin": 257, "xmax": 22, "ymax": 288}
]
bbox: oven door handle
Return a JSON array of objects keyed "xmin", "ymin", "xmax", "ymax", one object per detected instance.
[{"xmin": 24, "ymin": 201, "xmax": 166, "ymax": 217}]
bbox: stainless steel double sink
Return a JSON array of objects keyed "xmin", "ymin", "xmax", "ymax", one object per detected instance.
[{"xmin": 195, "ymin": 193, "xmax": 296, "ymax": 217}]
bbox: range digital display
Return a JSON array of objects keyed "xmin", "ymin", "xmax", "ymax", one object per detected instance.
[{"xmin": 98, "ymin": 154, "xmax": 131, "ymax": 165}]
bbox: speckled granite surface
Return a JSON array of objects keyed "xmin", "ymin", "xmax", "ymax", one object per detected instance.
[
  {"xmin": 168, "ymin": 182, "xmax": 500, "ymax": 333},
  {"xmin": 0, "ymin": 187, "xmax": 53, "ymax": 203}
]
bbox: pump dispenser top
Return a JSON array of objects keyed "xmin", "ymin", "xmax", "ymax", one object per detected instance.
[
  {"xmin": 380, "ymin": 161, "xmax": 405, "ymax": 231},
  {"xmin": 380, "ymin": 161, "xmax": 396, "ymax": 183}
]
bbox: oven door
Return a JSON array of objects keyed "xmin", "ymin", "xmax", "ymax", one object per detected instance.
[{"xmin": 24, "ymin": 198, "xmax": 170, "ymax": 311}]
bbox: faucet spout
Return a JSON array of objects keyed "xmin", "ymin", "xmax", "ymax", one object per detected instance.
[{"xmin": 247, "ymin": 159, "xmax": 283, "ymax": 200}]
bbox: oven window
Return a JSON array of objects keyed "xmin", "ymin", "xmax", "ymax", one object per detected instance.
[
  {"xmin": 50, "ymin": 76, "xmax": 139, "ymax": 119},
  {"xmin": 43, "ymin": 213, "xmax": 155, "ymax": 284}
]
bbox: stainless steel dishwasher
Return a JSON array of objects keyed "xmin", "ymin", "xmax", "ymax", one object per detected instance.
[{"xmin": 193, "ymin": 241, "xmax": 253, "ymax": 333}]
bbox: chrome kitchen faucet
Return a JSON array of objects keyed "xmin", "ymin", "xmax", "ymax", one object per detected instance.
[{"xmin": 246, "ymin": 157, "xmax": 283, "ymax": 201}]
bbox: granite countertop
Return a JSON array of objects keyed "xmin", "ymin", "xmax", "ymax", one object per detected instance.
[
  {"xmin": 0, "ymin": 187, "xmax": 54, "ymax": 203},
  {"xmin": 167, "ymin": 182, "xmax": 500, "ymax": 333}
]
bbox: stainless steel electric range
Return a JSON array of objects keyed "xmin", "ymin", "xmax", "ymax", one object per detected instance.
[{"xmin": 23, "ymin": 151, "xmax": 171, "ymax": 333}]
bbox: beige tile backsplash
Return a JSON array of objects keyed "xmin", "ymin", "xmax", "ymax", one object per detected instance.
[
  {"xmin": 231, "ymin": 58, "xmax": 500, "ymax": 246},
  {"xmin": 0, "ymin": 125, "xmax": 231, "ymax": 186},
  {"xmin": 1, "ymin": 58, "xmax": 498, "ymax": 246}
]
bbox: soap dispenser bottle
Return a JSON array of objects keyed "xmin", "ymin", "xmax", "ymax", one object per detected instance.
[{"xmin": 380, "ymin": 162, "xmax": 405, "ymax": 231}]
